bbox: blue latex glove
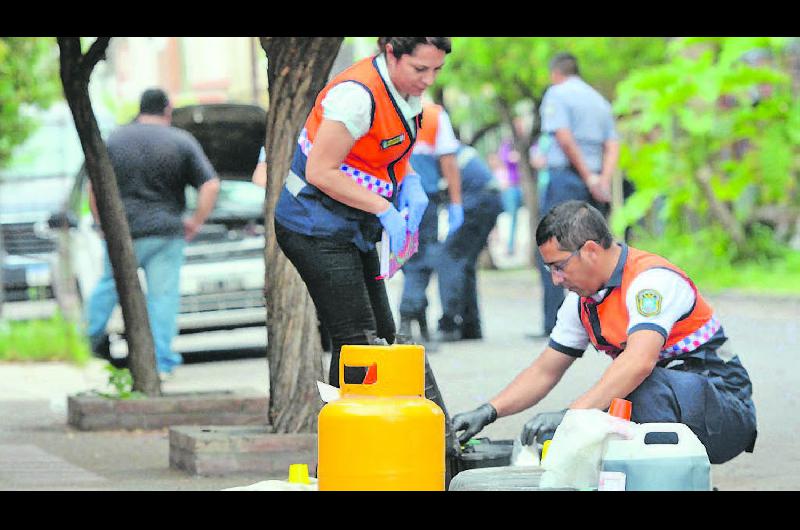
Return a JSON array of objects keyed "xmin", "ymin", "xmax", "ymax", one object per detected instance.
[
  {"xmin": 397, "ymin": 174, "xmax": 429, "ymax": 233},
  {"xmin": 447, "ymin": 203, "xmax": 464, "ymax": 236},
  {"xmin": 377, "ymin": 205, "xmax": 408, "ymax": 255}
]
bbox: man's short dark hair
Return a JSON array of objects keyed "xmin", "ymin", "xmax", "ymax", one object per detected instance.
[
  {"xmin": 377, "ymin": 37, "xmax": 452, "ymax": 58},
  {"xmin": 536, "ymin": 200, "xmax": 613, "ymax": 250},
  {"xmin": 139, "ymin": 88, "xmax": 170, "ymax": 116},
  {"xmin": 549, "ymin": 52, "xmax": 580, "ymax": 77}
]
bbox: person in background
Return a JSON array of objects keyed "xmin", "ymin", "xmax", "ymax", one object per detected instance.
[
  {"xmin": 273, "ymin": 37, "xmax": 451, "ymax": 387},
  {"xmin": 397, "ymin": 102, "xmax": 463, "ymax": 349},
  {"xmin": 451, "ymin": 200, "xmax": 757, "ymax": 465},
  {"xmin": 435, "ymin": 142, "xmax": 503, "ymax": 342},
  {"xmin": 252, "ymin": 145, "xmax": 267, "ymax": 188},
  {"xmin": 86, "ymin": 88, "xmax": 220, "ymax": 380},
  {"xmin": 497, "ymin": 136, "xmax": 523, "ymax": 257},
  {"xmin": 534, "ymin": 52, "xmax": 619, "ymax": 338}
]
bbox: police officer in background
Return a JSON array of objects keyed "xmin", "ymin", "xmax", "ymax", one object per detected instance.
[
  {"xmin": 535, "ymin": 52, "xmax": 620, "ymax": 338},
  {"xmin": 398, "ymin": 102, "xmax": 463, "ymax": 348},
  {"xmin": 399, "ymin": 103, "xmax": 502, "ymax": 345},
  {"xmin": 435, "ymin": 143, "xmax": 502, "ymax": 342}
]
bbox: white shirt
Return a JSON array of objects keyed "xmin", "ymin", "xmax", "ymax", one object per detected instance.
[
  {"xmin": 549, "ymin": 268, "xmax": 696, "ymax": 355},
  {"xmin": 321, "ymin": 54, "xmax": 422, "ymax": 141}
]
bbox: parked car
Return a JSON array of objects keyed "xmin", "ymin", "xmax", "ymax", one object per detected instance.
[
  {"xmin": 0, "ymin": 102, "xmax": 116, "ymax": 319},
  {"xmin": 2, "ymin": 101, "xmax": 269, "ymax": 359}
]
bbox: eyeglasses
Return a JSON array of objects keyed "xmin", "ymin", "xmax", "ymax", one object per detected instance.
[{"xmin": 543, "ymin": 248, "xmax": 581, "ymax": 276}]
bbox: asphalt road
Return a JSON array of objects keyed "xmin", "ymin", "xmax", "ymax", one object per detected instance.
[{"xmin": 1, "ymin": 210, "xmax": 797, "ymax": 490}]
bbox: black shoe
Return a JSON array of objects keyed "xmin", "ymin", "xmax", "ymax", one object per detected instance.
[
  {"xmin": 89, "ymin": 334, "xmax": 111, "ymax": 360},
  {"xmin": 108, "ymin": 355, "xmax": 129, "ymax": 369},
  {"xmin": 436, "ymin": 329, "xmax": 462, "ymax": 343},
  {"xmin": 460, "ymin": 324, "xmax": 483, "ymax": 340},
  {"xmin": 90, "ymin": 334, "xmax": 128, "ymax": 368}
]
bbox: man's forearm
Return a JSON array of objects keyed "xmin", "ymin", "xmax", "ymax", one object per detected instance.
[
  {"xmin": 601, "ymin": 140, "xmax": 620, "ymax": 180},
  {"xmin": 439, "ymin": 153, "xmax": 462, "ymax": 205},
  {"xmin": 570, "ymin": 331, "xmax": 662, "ymax": 410},
  {"xmin": 489, "ymin": 349, "xmax": 573, "ymax": 418},
  {"xmin": 191, "ymin": 178, "xmax": 220, "ymax": 224}
]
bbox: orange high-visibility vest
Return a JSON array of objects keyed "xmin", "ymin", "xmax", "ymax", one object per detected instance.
[
  {"xmin": 579, "ymin": 246, "xmax": 718, "ymax": 360},
  {"xmin": 301, "ymin": 56, "xmax": 420, "ymax": 200},
  {"xmin": 416, "ymin": 103, "xmax": 443, "ymax": 151}
]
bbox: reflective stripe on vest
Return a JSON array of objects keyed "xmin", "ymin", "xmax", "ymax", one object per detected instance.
[
  {"xmin": 298, "ymin": 128, "xmax": 394, "ymax": 198},
  {"xmin": 579, "ymin": 246, "xmax": 716, "ymax": 360}
]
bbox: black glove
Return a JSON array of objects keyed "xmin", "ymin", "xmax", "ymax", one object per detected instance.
[
  {"xmin": 451, "ymin": 403, "xmax": 497, "ymax": 445},
  {"xmin": 520, "ymin": 409, "xmax": 567, "ymax": 446}
]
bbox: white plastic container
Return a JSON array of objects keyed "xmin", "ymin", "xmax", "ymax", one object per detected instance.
[{"xmin": 599, "ymin": 423, "xmax": 711, "ymax": 491}]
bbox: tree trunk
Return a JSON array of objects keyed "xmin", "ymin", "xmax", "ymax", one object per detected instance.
[
  {"xmin": 693, "ymin": 165, "xmax": 746, "ymax": 249},
  {"xmin": 57, "ymin": 37, "xmax": 160, "ymax": 396},
  {"xmin": 498, "ymin": 102, "xmax": 539, "ymax": 266},
  {"xmin": 259, "ymin": 37, "xmax": 343, "ymax": 433}
]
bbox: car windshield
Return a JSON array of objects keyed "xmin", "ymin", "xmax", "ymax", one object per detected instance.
[{"xmin": 185, "ymin": 179, "xmax": 264, "ymax": 219}]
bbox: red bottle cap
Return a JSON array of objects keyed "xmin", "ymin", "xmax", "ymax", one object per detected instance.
[{"xmin": 608, "ymin": 398, "xmax": 632, "ymax": 420}]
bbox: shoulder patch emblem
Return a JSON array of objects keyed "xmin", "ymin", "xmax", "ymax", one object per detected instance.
[{"xmin": 635, "ymin": 289, "xmax": 662, "ymax": 317}]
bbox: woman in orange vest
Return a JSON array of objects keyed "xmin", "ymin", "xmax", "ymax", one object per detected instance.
[
  {"xmin": 451, "ymin": 200, "xmax": 757, "ymax": 465},
  {"xmin": 274, "ymin": 37, "xmax": 451, "ymax": 387}
]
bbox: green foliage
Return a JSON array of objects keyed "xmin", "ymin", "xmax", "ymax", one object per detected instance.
[
  {"xmin": 435, "ymin": 37, "xmax": 669, "ymax": 144},
  {"xmin": 94, "ymin": 365, "xmax": 144, "ymax": 400},
  {"xmin": 0, "ymin": 313, "xmax": 91, "ymax": 364},
  {"xmin": 630, "ymin": 227, "xmax": 800, "ymax": 294},
  {"xmin": 614, "ymin": 37, "xmax": 800, "ymax": 264},
  {"xmin": 0, "ymin": 37, "xmax": 61, "ymax": 169}
]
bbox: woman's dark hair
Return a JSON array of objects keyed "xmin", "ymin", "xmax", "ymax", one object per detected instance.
[
  {"xmin": 535, "ymin": 200, "xmax": 613, "ymax": 251},
  {"xmin": 377, "ymin": 37, "xmax": 451, "ymax": 58}
]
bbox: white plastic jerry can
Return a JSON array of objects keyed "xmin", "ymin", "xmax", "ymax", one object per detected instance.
[{"xmin": 599, "ymin": 423, "xmax": 712, "ymax": 491}]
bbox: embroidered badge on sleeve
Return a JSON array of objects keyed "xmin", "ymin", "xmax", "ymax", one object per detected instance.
[{"xmin": 635, "ymin": 289, "xmax": 663, "ymax": 317}]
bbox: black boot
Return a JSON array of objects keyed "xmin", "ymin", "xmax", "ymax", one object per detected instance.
[
  {"xmin": 460, "ymin": 322, "xmax": 483, "ymax": 340},
  {"xmin": 436, "ymin": 315, "xmax": 462, "ymax": 342},
  {"xmin": 398, "ymin": 315, "xmax": 414, "ymax": 341},
  {"xmin": 417, "ymin": 312, "xmax": 431, "ymax": 342},
  {"xmin": 415, "ymin": 312, "xmax": 440, "ymax": 353}
]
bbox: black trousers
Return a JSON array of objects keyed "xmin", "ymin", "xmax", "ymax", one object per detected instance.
[{"xmin": 275, "ymin": 220, "xmax": 395, "ymax": 387}]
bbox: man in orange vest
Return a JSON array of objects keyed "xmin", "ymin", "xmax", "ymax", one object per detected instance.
[{"xmin": 452, "ymin": 200, "xmax": 757, "ymax": 465}]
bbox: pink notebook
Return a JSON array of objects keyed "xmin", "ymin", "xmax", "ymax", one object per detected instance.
[{"xmin": 377, "ymin": 228, "xmax": 419, "ymax": 280}]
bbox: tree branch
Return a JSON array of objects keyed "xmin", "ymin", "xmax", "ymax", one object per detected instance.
[{"xmin": 83, "ymin": 37, "xmax": 111, "ymax": 74}]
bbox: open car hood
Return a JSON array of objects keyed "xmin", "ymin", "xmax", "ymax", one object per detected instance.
[
  {"xmin": 173, "ymin": 104, "xmax": 267, "ymax": 224},
  {"xmin": 171, "ymin": 104, "xmax": 267, "ymax": 181}
]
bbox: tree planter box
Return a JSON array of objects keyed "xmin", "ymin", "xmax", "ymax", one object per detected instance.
[
  {"xmin": 169, "ymin": 425, "xmax": 317, "ymax": 476},
  {"xmin": 67, "ymin": 390, "xmax": 268, "ymax": 431}
]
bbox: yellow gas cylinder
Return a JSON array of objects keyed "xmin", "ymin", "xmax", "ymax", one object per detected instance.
[{"xmin": 317, "ymin": 343, "xmax": 445, "ymax": 490}]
